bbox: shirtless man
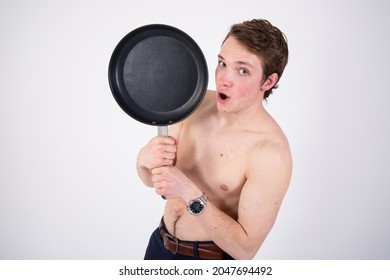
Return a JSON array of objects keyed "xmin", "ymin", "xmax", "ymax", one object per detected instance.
[{"xmin": 137, "ymin": 19, "xmax": 292, "ymax": 260}]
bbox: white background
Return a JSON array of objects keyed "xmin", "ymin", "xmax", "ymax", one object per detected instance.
[{"xmin": 1, "ymin": 0, "xmax": 389, "ymax": 259}]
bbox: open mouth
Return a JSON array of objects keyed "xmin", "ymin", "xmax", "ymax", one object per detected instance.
[{"xmin": 218, "ymin": 92, "xmax": 229, "ymax": 101}]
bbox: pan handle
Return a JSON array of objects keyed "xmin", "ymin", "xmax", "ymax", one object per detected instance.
[
  {"xmin": 158, "ymin": 125, "xmax": 168, "ymax": 200},
  {"xmin": 157, "ymin": 126, "xmax": 168, "ymax": 136}
]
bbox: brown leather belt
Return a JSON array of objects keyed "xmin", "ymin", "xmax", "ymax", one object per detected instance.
[{"xmin": 159, "ymin": 220, "xmax": 225, "ymax": 260}]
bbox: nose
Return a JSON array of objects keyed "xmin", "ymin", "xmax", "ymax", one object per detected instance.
[{"xmin": 216, "ymin": 68, "xmax": 232, "ymax": 88}]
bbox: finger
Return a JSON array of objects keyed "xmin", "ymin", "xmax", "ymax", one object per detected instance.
[
  {"xmin": 155, "ymin": 187, "xmax": 167, "ymax": 197},
  {"xmin": 151, "ymin": 174, "xmax": 160, "ymax": 183},
  {"xmin": 157, "ymin": 145, "xmax": 175, "ymax": 157},
  {"xmin": 162, "ymin": 152, "xmax": 176, "ymax": 160},
  {"xmin": 151, "ymin": 168, "xmax": 161, "ymax": 175},
  {"xmin": 161, "ymin": 159, "xmax": 174, "ymax": 166},
  {"xmin": 155, "ymin": 157, "xmax": 171, "ymax": 167},
  {"xmin": 156, "ymin": 136, "xmax": 176, "ymax": 145},
  {"xmin": 163, "ymin": 144, "xmax": 177, "ymax": 153},
  {"xmin": 152, "ymin": 166, "xmax": 171, "ymax": 174}
]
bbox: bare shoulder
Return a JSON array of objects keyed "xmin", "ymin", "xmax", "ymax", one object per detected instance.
[
  {"xmin": 191, "ymin": 90, "xmax": 216, "ymax": 117},
  {"xmin": 169, "ymin": 89, "xmax": 215, "ymax": 139},
  {"xmin": 181, "ymin": 89, "xmax": 216, "ymax": 127},
  {"xmin": 246, "ymin": 123, "xmax": 292, "ymax": 193},
  {"xmin": 203, "ymin": 89, "xmax": 217, "ymax": 106}
]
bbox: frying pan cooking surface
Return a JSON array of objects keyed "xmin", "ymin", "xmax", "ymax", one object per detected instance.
[{"xmin": 108, "ymin": 24, "xmax": 208, "ymax": 126}]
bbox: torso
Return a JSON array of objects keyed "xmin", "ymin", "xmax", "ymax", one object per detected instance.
[{"xmin": 164, "ymin": 90, "xmax": 286, "ymax": 241}]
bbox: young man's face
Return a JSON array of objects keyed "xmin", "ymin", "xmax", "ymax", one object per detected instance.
[{"xmin": 215, "ymin": 36, "xmax": 265, "ymax": 114}]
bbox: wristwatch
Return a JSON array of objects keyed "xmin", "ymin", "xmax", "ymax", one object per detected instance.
[{"xmin": 187, "ymin": 193, "xmax": 208, "ymax": 215}]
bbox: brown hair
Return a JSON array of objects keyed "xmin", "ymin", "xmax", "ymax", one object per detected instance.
[{"xmin": 223, "ymin": 19, "xmax": 289, "ymax": 99}]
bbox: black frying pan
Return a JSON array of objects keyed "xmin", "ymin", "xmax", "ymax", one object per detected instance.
[{"xmin": 108, "ymin": 24, "xmax": 208, "ymax": 136}]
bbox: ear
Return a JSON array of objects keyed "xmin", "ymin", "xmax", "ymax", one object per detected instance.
[{"xmin": 260, "ymin": 73, "xmax": 279, "ymax": 91}]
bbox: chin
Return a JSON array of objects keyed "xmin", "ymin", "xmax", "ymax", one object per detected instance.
[{"xmin": 216, "ymin": 104, "xmax": 229, "ymax": 113}]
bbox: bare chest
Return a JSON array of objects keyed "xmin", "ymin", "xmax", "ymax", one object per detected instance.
[{"xmin": 176, "ymin": 126, "xmax": 250, "ymax": 215}]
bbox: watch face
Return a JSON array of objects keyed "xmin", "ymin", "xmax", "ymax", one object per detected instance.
[{"xmin": 189, "ymin": 200, "xmax": 204, "ymax": 214}]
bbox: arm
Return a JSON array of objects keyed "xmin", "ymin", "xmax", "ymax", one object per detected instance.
[
  {"xmin": 152, "ymin": 140, "xmax": 292, "ymax": 259},
  {"xmin": 202, "ymin": 143, "xmax": 292, "ymax": 259}
]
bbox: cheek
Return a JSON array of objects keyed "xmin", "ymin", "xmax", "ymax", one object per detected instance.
[
  {"xmin": 236, "ymin": 79, "xmax": 260, "ymax": 97},
  {"xmin": 215, "ymin": 67, "xmax": 223, "ymax": 83}
]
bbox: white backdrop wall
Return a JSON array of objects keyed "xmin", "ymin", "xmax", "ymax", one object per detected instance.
[{"xmin": 1, "ymin": 0, "xmax": 389, "ymax": 259}]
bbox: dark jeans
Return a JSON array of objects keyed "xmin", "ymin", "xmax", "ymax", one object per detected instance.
[{"xmin": 144, "ymin": 225, "xmax": 235, "ymax": 260}]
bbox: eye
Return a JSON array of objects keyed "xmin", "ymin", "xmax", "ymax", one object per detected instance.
[
  {"xmin": 218, "ymin": 60, "xmax": 226, "ymax": 68},
  {"xmin": 239, "ymin": 68, "xmax": 249, "ymax": 75}
]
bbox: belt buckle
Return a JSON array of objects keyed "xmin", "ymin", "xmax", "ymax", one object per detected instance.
[{"xmin": 165, "ymin": 233, "xmax": 179, "ymax": 254}]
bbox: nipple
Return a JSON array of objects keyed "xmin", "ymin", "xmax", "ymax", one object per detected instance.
[{"xmin": 220, "ymin": 184, "xmax": 229, "ymax": 192}]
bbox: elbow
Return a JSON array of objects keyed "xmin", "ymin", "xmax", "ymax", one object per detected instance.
[
  {"xmin": 230, "ymin": 244, "xmax": 262, "ymax": 260},
  {"xmin": 233, "ymin": 251, "xmax": 257, "ymax": 260}
]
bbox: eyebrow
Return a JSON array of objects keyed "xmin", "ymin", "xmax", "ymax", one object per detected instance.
[{"xmin": 218, "ymin": 55, "xmax": 254, "ymax": 69}]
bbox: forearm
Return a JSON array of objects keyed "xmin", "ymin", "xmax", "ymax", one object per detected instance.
[
  {"xmin": 197, "ymin": 202, "xmax": 260, "ymax": 260},
  {"xmin": 153, "ymin": 167, "xmax": 264, "ymax": 259}
]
